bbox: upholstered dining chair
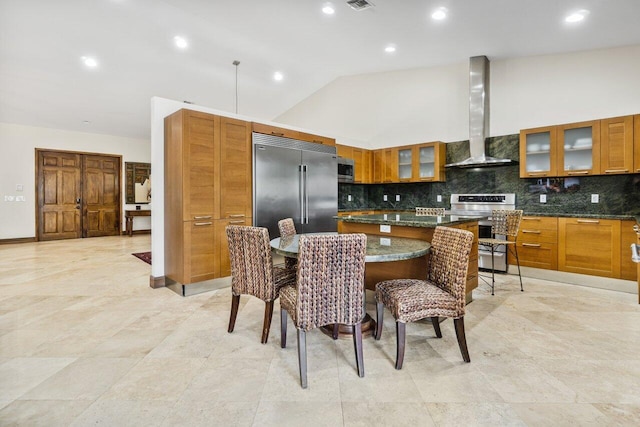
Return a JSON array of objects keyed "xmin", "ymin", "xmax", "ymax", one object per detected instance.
[
  {"xmin": 477, "ymin": 209, "xmax": 523, "ymax": 295},
  {"xmin": 279, "ymin": 233, "xmax": 367, "ymax": 389},
  {"xmin": 375, "ymin": 226, "xmax": 474, "ymax": 369},
  {"xmin": 277, "ymin": 218, "xmax": 298, "ymax": 271},
  {"xmin": 415, "ymin": 207, "xmax": 445, "ymax": 216},
  {"xmin": 226, "ymin": 225, "xmax": 296, "ymax": 344}
]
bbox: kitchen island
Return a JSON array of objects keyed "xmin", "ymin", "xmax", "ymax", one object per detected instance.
[{"xmin": 336, "ymin": 213, "xmax": 482, "ymax": 302}]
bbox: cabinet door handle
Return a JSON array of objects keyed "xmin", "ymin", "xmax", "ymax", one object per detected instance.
[
  {"xmin": 567, "ymin": 171, "xmax": 589, "ymax": 175},
  {"xmin": 522, "ymin": 217, "xmax": 541, "ymax": 221},
  {"xmin": 528, "ymin": 172, "xmax": 548, "ymax": 177},
  {"xmin": 271, "ymin": 132, "xmax": 284, "ymax": 137},
  {"xmin": 194, "ymin": 222, "xmax": 213, "ymax": 226},
  {"xmin": 193, "ymin": 215, "xmax": 212, "ymax": 220},
  {"xmin": 522, "ymin": 230, "xmax": 541, "ymax": 234},
  {"xmin": 522, "ymin": 243, "xmax": 541, "ymax": 248},
  {"xmin": 604, "ymin": 169, "xmax": 628, "ymax": 173},
  {"xmin": 577, "ymin": 219, "xmax": 600, "ymax": 224},
  {"xmin": 229, "ymin": 220, "xmax": 245, "ymax": 224},
  {"xmin": 228, "ymin": 214, "xmax": 245, "ymax": 218}
]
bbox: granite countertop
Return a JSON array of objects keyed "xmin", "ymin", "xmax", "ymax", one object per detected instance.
[
  {"xmin": 335, "ymin": 212, "xmax": 485, "ymax": 228},
  {"xmin": 338, "ymin": 208, "xmax": 639, "ymax": 223}
]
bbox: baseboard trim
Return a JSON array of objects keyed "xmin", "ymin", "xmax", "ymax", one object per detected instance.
[
  {"xmin": 149, "ymin": 275, "xmax": 166, "ymax": 288},
  {"xmin": 514, "ymin": 266, "xmax": 637, "ymax": 295},
  {"xmin": 165, "ymin": 276, "xmax": 232, "ymax": 297},
  {"xmin": 0, "ymin": 237, "xmax": 37, "ymax": 245},
  {"xmin": 122, "ymin": 230, "xmax": 151, "ymax": 236}
]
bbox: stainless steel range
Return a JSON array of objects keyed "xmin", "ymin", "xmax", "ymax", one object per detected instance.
[{"xmin": 449, "ymin": 193, "xmax": 516, "ymax": 273}]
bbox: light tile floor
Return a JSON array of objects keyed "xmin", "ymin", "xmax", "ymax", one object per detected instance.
[{"xmin": 0, "ymin": 235, "xmax": 639, "ymax": 426}]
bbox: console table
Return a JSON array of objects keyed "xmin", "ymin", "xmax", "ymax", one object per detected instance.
[{"xmin": 125, "ymin": 210, "xmax": 151, "ymax": 236}]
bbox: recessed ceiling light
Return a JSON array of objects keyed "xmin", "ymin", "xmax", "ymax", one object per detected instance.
[
  {"xmin": 273, "ymin": 71, "xmax": 284, "ymax": 81},
  {"xmin": 174, "ymin": 36, "xmax": 188, "ymax": 49},
  {"xmin": 431, "ymin": 7, "xmax": 448, "ymax": 20},
  {"xmin": 81, "ymin": 56, "xmax": 98, "ymax": 68},
  {"xmin": 322, "ymin": 3, "xmax": 335, "ymax": 15},
  {"xmin": 384, "ymin": 44, "xmax": 396, "ymax": 53},
  {"xmin": 565, "ymin": 9, "xmax": 590, "ymax": 23}
]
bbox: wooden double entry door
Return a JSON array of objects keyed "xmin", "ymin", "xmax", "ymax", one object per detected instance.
[{"xmin": 36, "ymin": 149, "xmax": 121, "ymax": 241}]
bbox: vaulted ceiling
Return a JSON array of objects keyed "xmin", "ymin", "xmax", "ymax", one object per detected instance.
[{"xmin": 1, "ymin": 0, "xmax": 639, "ymax": 140}]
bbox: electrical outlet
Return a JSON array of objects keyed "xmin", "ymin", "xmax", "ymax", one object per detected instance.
[
  {"xmin": 383, "ymin": 194, "xmax": 388, "ymax": 202},
  {"xmin": 379, "ymin": 237, "xmax": 391, "ymax": 246},
  {"xmin": 591, "ymin": 194, "xmax": 599, "ymax": 203},
  {"xmin": 15, "ymin": 196, "xmax": 25, "ymax": 202},
  {"xmin": 395, "ymin": 194, "xmax": 400, "ymax": 202},
  {"xmin": 380, "ymin": 224, "xmax": 391, "ymax": 233},
  {"xmin": 4, "ymin": 195, "xmax": 14, "ymax": 202},
  {"xmin": 16, "ymin": 184, "xmax": 23, "ymax": 192},
  {"xmin": 347, "ymin": 194, "xmax": 352, "ymax": 202},
  {"xmin": 540, "ymin": 194, "xmax": 547, "ymax": 203},
  {"xmin": 436, "ymin": 195, "xmax": 442, "ymax": 202}
]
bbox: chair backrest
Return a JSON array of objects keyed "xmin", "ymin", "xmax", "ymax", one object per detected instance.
[
  {"xmin": 491, "ymin": 209, "xmax": 523, "ymax": 238},
  {"xmin": 295, "ymin": 233, "xmax": 367, "ymax": 331},
  {"xmin": 427, "ymin": 226, "xmax": 474, "ymax": 315},
  {"xmin": 416, "ymin": 207, "xmax": 445, "ymax": 216},
  {"xmin": 278, "ymin": 218, "xmax": 297, "ymax": 238},
  {"xmin": 226, "ymin": 225, "xmax": 277, "ymax": 301}
]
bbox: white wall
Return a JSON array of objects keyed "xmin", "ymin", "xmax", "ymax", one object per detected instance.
[
  {"xmin": 276, "ymin": 45, "xmax": 640, "ymax": 149},
  {"xmin": 0, "ymin": 123, "xmax": 150, "ymax": 239}
]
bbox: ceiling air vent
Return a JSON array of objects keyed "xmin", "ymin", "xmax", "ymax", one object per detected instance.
[{"xmin": 347, "ymin": 0, "xmax": 375, "ymax": 11}]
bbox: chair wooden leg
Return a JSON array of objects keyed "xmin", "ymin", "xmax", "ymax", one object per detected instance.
[
  {"xmin": 228, "ymin": 294, "xmax": 240, "ymax": 333},
  {"xmin": 454, "ymin": 317, "xmax": 471, "ymax": 363},
  {"xmin": 431, "ymin": 316, "xmax": 442, "ymax": 338},
  {"xmin": 261, "ymin": 300, "xmax": 274, "ymax": 344},
  {"xmin": 332, "ymin": 324, "xmax": 339, "ymax": 340},
  {"xmin": 375, "ymin": 301, "xmax": 384, "ymax": 340},
  {"xmin": 297, "ymin": 329, "xmax": 308, "ymax": 389},
  {"xmin": 280, "ymin": 308, "xmax": 287, "ymax": 348},
  {"xmin": 353, "ymin": 322, "xmax": 364, "ymax": 378},
  {"xmin": 395, "ymin": 321, "xmax": 406, "ymax": 370}
]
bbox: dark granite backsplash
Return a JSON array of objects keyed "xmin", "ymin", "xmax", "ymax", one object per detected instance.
[{"xmin": 338, "ymin": 134, "xmax": 640, "ymax": 216}]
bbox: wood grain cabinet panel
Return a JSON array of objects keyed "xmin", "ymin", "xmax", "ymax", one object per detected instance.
[
  {"xmin": 558, "ymin": 217, "xmax": 621, "ymax": 278},
  {"xmin": 353, "ymin": 148, "xmax": 371, "ymax": 183},
  {"xmin": 165, "ymin": 109, "xmax": 252, "ymax": 285},
  {"xmin": 514, "ymin": 216, "xmax": 558, "ymax": 270},
  {"xmin": 600, "ymin": 115, "xmax": 634, "ymax": 175},
  {"xmin": 620, "ymin": 220, "xmax": 638, "ymax": 281}
]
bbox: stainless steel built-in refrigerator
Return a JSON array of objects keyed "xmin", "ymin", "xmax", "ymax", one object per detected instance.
[{"xmin": 253, "ymin": 132, "xmax": 338, "ymax": 238}]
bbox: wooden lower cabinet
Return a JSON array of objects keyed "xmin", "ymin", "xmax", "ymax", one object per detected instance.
[
  {"xmin": 558, "ymin": 217, "xmax": 621, "ymax": 278},
  {"xmin": 515, "ymin": 216, "xmax": 558, "ymax": 270},
  {"xmin": 620, "ymin": 220, "xmax": 638, "ymax": 281},
  {"xmin": 184, "ymin": 220, "xmax": 217, "ymax": 284},
  {"xmin": 215, "ymin": 217, "xmax": 252, "ymax": 279}
]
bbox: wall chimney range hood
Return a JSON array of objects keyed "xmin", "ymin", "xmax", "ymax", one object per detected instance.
[{"xmin": 446, "ymin": 56, "xmax": 517, "ymax": 169}]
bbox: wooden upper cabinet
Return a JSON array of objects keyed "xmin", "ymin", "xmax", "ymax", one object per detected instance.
[
  {"xmin": 600, "ymin": 115, "xmax": 634, "ymax": 175},
  {"xmin": 252, "ymin": 122, "xmax": 335, "ymax": 146},
  {"xmin": 521, "ymin": 120, "xmax": 600, "ymax": 178},
  {"xmin": 336, "ymin": 144, "xmax": 353, "ymax": 158},
  {"xmin": 353, "ymin": 148, "xmax": 372, "ymax": 183},
  {"xmin": 557, "ymin": 120, "xmax": 600, "ymax": 177},
  {"xmin": 415, "ymin": 142, "xmax": 446, "ymax": 182},
  {"xmin": 381, "ymin": 148, "xmax": 398, "ymax": 183},
  {"xmin": 634, "ymin": 115, "xmax": 640, "ymax": 174},
  {"xmin": 219, "ymin": 117, "xmax": 252, "ymax": 219},
  {"xmin": 520, "ymin": 125, "xmax": 558, "ymax": 178}
]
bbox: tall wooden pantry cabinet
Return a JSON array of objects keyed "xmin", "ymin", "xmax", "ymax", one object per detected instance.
[{"xmin": 164, "ymin": 109, "xmax": 252, "ymax": 292}]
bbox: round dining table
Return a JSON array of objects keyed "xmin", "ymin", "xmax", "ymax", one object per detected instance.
[{"xmin": 270, "ymin": 232, "xmax": 431, "ymax": 338}]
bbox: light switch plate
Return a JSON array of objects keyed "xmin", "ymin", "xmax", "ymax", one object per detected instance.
[
  {"xmin": 395, "ymin": 194, "xmax": 400, "ymax": 201},
  {"xmin": 347, "ymin": 195, "xmax": 352, "ymax": 201},
  {"xmin": 16, "ymin": 184, "xmax": 23, "ymax": 192},
  {"xmin": 540, "ymin": 194, "xmax": 547, "ymax": 203},
  {"xmin": 380, "ymin": 224, "xmax": 391, "ymax": 233},
  {"xmin": 379, "ymin": 237, "xmax": 391, "ymax": 246},
  {"xmin": 383, "ymin": 194, "xmax": 388, "ymax": 202},
  {"xmin": 591, "ymin": 194, "xmax": 599, "ymax": 203},
  {"xmin": 437, "ymin": 195, "xmax": 442, "ymax": 202}
]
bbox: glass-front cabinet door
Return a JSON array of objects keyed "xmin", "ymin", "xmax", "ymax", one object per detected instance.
[
  {"xmin": 519, "ymin": 126, "xmax": 557, "ymax": 178},
  {"xmin": 415, "ymin": 142, "xmax": 445, "ymax": 182},
  {"xmin": 397, "ymin": 147, "xmax": 413, "ymax": 181},
  {"xmin": 557, "ymin": 120, "xmax": 600, "ymax": 176}
]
